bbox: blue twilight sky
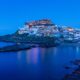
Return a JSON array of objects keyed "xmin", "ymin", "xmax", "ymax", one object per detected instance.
[{"xmin": 0, "ymin": 0, "xmax": 80, "ymax": 35}]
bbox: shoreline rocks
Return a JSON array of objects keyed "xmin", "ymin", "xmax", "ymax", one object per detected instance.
[{"xmin": 0, "ymin": 44, "xmax": 36, "ymax": 52}]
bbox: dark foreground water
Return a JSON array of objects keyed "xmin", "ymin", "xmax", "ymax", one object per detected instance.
[{"xmin": 0, "ymin": 42, "xmax": 80, "ymax": 80}]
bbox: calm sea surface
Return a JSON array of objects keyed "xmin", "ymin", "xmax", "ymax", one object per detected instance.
[{"xmin": 0, "ymin": 42, "xmax": 80, "ymax": 80}]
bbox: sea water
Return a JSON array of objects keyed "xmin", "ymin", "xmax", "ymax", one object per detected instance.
[{"xmin": 0, "ymin": 43, "xmax": 80, "ymax": 80}]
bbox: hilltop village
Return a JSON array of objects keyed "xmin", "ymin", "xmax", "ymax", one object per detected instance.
[
  {"xmin": 0, "ymin": 19, "xmax": 80, "ymax": 45},
  {"xmin": 18, "ymin": 19, "xmax": 80, "ymax": 40},
  {"xmin": 0, "ymin": 19, "xmax": 80, "ymax": 51}
]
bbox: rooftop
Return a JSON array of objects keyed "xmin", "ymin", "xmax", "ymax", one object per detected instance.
[{"xmin": 24, "ymin": 19, "xmax": 55, "ymax": 26}]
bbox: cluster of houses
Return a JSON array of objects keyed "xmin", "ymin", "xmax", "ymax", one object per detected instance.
[
  {"xmin": 18, "ymin": 19, "xmax": 58, "ymax": 36},
  {"xmin": 18, "ymin": 19, "xmax": 80, "ymax": 40}
]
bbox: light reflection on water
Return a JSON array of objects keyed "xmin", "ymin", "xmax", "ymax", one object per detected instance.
[
  {"xmin": 16, "ymin": 45, "xmax": 80, "ymax": 80},
  {"xmin": 75, "ymin": 46, "xmax": 80, "ymax": 59},
  {"xmin": 1, "ymin": 43, "xmax": 80, "ymax": 80},
  {"xmin": 17, "ymin": 47, "xmax": 59, "ymax": 64},
  {"xmin": 17, "ymin": 48, "xmax": 47, "ymax": 64},
  {"xmin": 26, "ymin": 48, "xmax": 39, "ymax": 64}
]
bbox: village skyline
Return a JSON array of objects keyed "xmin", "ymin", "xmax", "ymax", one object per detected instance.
[{"xmin": 0, "ymin": 0, "xmax": 80, "ymax": 35}]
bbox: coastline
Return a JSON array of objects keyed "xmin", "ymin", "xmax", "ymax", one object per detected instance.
[{"xmin": 0, "ymin": 34, "xmax": 60, "ymax": 52}]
